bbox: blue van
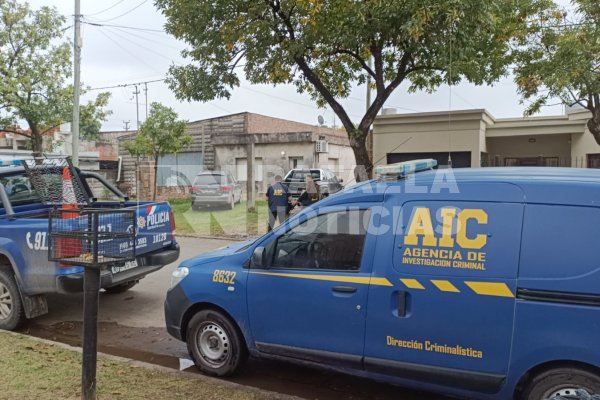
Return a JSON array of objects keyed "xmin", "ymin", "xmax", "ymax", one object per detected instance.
[{"xmin": 165, "ymin": 160, "xmax": 600, "ymax": 400}]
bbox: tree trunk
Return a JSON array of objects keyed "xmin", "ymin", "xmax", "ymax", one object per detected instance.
[
  {"xmin": 588, "ymin": 113, "xmax": 600, "ymax": 146},
  {"xmin": 153, "ymin": 155, "xmax": 158, "ymax": 201},
  {"xmin": 348, "ymin": 128, "xmax": 372, "ymax": 183},
  {"xmin": 30, "ymin": 126, "xmax": 43, "ymax": 158}
]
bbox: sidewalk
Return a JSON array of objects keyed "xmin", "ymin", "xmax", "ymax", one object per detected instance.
[{"xmin": 0, "ymin": 331, "xmax": 299, "ymax": 400}]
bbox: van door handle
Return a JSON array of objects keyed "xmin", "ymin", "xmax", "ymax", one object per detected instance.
[
  {"xmin": 398, "ymin": 291, "xmax": 408, "ymax": 317},
  {"xmin": 332, "ymin": 285, "xmax": 357, "ymax": 293}
]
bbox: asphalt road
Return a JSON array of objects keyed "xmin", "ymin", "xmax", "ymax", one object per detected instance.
[{"xmin": 24, "ymin": 236, "xmax": 447, "ymax": 400}]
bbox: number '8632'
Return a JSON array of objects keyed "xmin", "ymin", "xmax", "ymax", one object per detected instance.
[{"xmin": 212, "ymin": 269, "xmax": 236, "ymax": 284}]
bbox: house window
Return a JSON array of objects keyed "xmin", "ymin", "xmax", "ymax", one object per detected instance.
[{"xmin": 588, "ymin": 154, "xmax": 600, "ymax": 168}]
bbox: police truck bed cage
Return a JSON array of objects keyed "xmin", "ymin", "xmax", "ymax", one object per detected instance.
[
  {"xmin": 374, "ymin": 159, "xmax": 437, "ymax": 179},
  {"xmin": 48, "ymin": 208, "xmax": 136, "ymax": 268},
  {"xmin": 21, "ymin": 157, "xmax": 89, "ymax": 205}
]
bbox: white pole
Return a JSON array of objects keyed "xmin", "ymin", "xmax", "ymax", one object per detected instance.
[{"xmin": 72, "ymin": 0, "xmax": 81, "ymax": 167}]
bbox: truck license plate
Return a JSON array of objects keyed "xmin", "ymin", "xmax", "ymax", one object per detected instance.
[{"xmin": 111, "ymin": 260, "xmax": 138, "ymax": 274}]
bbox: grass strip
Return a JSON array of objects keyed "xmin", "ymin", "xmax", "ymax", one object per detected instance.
[{"xmin": 0, "ymin": 332, "xmax": 276, "ymax": 400}]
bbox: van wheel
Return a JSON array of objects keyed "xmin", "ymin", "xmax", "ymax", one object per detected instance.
[
  {"xmin": 104, "ymin": 281, "xmax": 138, "ymax": 294},
  {"xmin": 186, "ymin": 309, "xmax": 248, "ymax": 377},
  {"xmin": 0, "ymin": 269, "xmax": 25, "ymax": 331},
  {"xmin": 520, "ymin": 367, "xmax": 600, "ymax": 400}
]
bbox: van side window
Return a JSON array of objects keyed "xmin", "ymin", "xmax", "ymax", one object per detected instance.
[{"xmin": 271, "ymin": 209, "xmax": 371, "ymax": 271}]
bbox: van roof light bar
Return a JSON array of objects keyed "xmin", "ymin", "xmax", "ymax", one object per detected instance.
[{"xmin": 374, "ymin": 159, "xmax": 437, "ymax": 178}]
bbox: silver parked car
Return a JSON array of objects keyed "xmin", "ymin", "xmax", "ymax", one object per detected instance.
[{"xmin": 191, "ymin": 171, "xmax": 242, "ymax": 210}]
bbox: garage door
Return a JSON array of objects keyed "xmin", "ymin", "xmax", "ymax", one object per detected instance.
[{"xmin": 386, "ymin": 151, "xmax": 471, "ymax": 168}]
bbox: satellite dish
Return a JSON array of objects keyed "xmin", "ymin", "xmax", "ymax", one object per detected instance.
[{"xmin": 317, "ymin": 115, "xmax": 325, "ymax": 126}]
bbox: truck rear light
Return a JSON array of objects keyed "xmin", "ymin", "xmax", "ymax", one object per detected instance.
[
  {"xmin": 219, "ymin": 185, "xmax": 231, "ymax": 193},
  {"xmin": 169, "ymin": 210, "xmax": 176, "ymax": 240}
]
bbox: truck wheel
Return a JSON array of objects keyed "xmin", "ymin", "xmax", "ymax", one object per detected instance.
[
  {"xmin": 0, "ymin": 269, "xmax": 25, "ymax": 331},
  {"xmin": 520, "ymin": 367, "xmax": 600, "ymax": 400},
  {"xmin": 104, "ymin": 281, "xmax": 138, "ymax": 294},
  {"xmin": 186, "ymin": 309, "xmax": 248, "ymax": 377}
]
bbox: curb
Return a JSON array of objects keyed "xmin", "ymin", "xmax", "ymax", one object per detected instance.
[{"xmin": 3, "ymin": 330, "xmax": 302, "ymax": 400}]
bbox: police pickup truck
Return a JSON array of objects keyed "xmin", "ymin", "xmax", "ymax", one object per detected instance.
[
  {"xmin": 0, "ymin": 162, "xmax": 179, "ymax": 331},
  {"xmin": 165, "ymin": 159, "xmax": 600, "ymax": 400}
]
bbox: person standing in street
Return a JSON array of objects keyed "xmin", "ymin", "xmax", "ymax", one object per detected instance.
[{"xmin": 266, "ymin": 174, "xmax": 291, "ymax": 231}]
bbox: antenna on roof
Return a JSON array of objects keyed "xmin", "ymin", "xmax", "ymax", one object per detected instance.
[{"xmin": 447, "ymin": 22, "xmax": 453, "ymax": 168}]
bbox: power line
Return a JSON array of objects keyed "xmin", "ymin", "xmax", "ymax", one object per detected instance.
[
  {"xmin": 87, "ymin": 78, "xmax": 165, "ymax": 91},
  {"xmin": 86, "ymin": 0, "xmax": 128, "ymax": 17},
  {"xmin": 92, "ymin": 26, "xmax": 164, "ymax": 75},
  {"xmin": 102, "ymin": 26, "xmax": 179, "ymax": 62},
  {"xmin": 82, "ymin": 21, "xmax": 165, "ymax": 33},
  {"xmin": 91, "ymin": 0, "xmax": 149, "ymax": 23},
  {"xmin": 108, "ymin": 25, "xmax": 184, "ymax": 52}
]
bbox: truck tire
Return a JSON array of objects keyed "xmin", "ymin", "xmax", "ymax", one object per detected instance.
[
  {"xmin": 186, "ymin": 309, "xmax": 248, "ymax": 377},
  {"xmin": 0, "ymin": 269, "xmax": 26, "ymax": 331},
  {"xmin": 520, "ymin": 367, "xmax": 600, "ymax": 400},
  {"xmin": 103, "ymin": 280, "xmax": 138, "ymax": 294}
]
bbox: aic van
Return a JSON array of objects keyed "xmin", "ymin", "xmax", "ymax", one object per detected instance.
[{"xmin": 165, "ymin": 160, "xmax": 600, "ymax": 400}]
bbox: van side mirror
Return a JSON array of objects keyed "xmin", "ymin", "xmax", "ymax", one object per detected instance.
[{"xmin": 250, "ymin": 246, "xmax": 266, "ymax": 268}]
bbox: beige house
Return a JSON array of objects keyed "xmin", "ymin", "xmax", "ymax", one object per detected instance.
[{"xmin": 373, "ymin": 108, "xmax": 599, "ymax": 169}]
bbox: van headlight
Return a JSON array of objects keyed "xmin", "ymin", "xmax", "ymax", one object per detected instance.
[{"xmin": 171, "ymin": 267, "xmax": 189, "ymax": 288}]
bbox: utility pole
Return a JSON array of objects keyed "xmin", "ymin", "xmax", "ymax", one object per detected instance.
[
  {"xmin": 144, "ymin": 82, "xmax": 148, "ymax": 120},
  {"xmin": 123, "ymin": 121, "xmax": 130, "ymax": 132},
  {"xmin": 72, "ymin": 0, "xmax": 81, "ymax": 167},
  {"xmin": 133, "ymin": 85, "xmax": 140, "ymax": 130}
]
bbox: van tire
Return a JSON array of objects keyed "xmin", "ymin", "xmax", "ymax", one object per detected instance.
[
  {"xmin": 0, "ymin": 269, "xmax": 26, "ymax": 331},
  {"xmin": 520, "ymin": 367, "xmax": 600, "ymax": 400},
  {"xmin": 186, "ymin": 309, "xmax": 248, "ymax": 377}
]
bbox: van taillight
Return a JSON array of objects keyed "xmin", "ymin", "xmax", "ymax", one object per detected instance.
[
  {"xmin": 219, "ymin": 185, "xmax": 231, "ymax": 193},
  {"xmin": 191, "ymin": 187, "xmax": 198, "ymax": 194}
]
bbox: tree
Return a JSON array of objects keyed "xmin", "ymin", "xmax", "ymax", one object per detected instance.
[
  {"xmin": 514, "ymin": 0, "xmax": 600, "ymax": 144},
  {"xmin": 156, "ymin": 0, "xmax": 550, "ymax": 180},
  {"xmin": 123, "ymin": 102, "xmax": 192, "ymax": 200},
  {"xmin": 0, "ymin": 0, "xmax": 111, "ymax": 156}
]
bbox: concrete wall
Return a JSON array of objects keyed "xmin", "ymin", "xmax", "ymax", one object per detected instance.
[
  {"xmin": 487, "ymin": 134, "xmax": 571, "ymax": 165},
  {"xmin": 373, "ymin": 110, "xmax": 491, "ymax": 167}
]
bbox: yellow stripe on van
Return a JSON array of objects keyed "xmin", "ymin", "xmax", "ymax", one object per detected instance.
[
  {"xmin": 250, "ymin": 272, "xmax": 393, "ymax": 286},
  {"xmin": 465, "ymin": 282, "xmax": 514, "ymax": 298},
  {"xmin": 431, "ymin": 280, "xmax": 460, "ymax": 293},
  {"xmin": 400, "ymin": 278, "xmax": 425, "ymax": 290}
]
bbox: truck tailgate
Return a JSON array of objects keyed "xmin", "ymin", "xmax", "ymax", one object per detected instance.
[{"xmin": 131, "ymin": 202, "xmax": 175, "ymax": 255}]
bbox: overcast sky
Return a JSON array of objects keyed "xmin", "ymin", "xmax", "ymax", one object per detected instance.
[{"xmin": 28, "ymin": 0, "xmax": 571, "ymax": 132}]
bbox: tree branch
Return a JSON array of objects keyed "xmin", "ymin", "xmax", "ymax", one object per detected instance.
[{"xmin": 332, "ymin": 49, "xmax": 376, "ymax": 78}]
